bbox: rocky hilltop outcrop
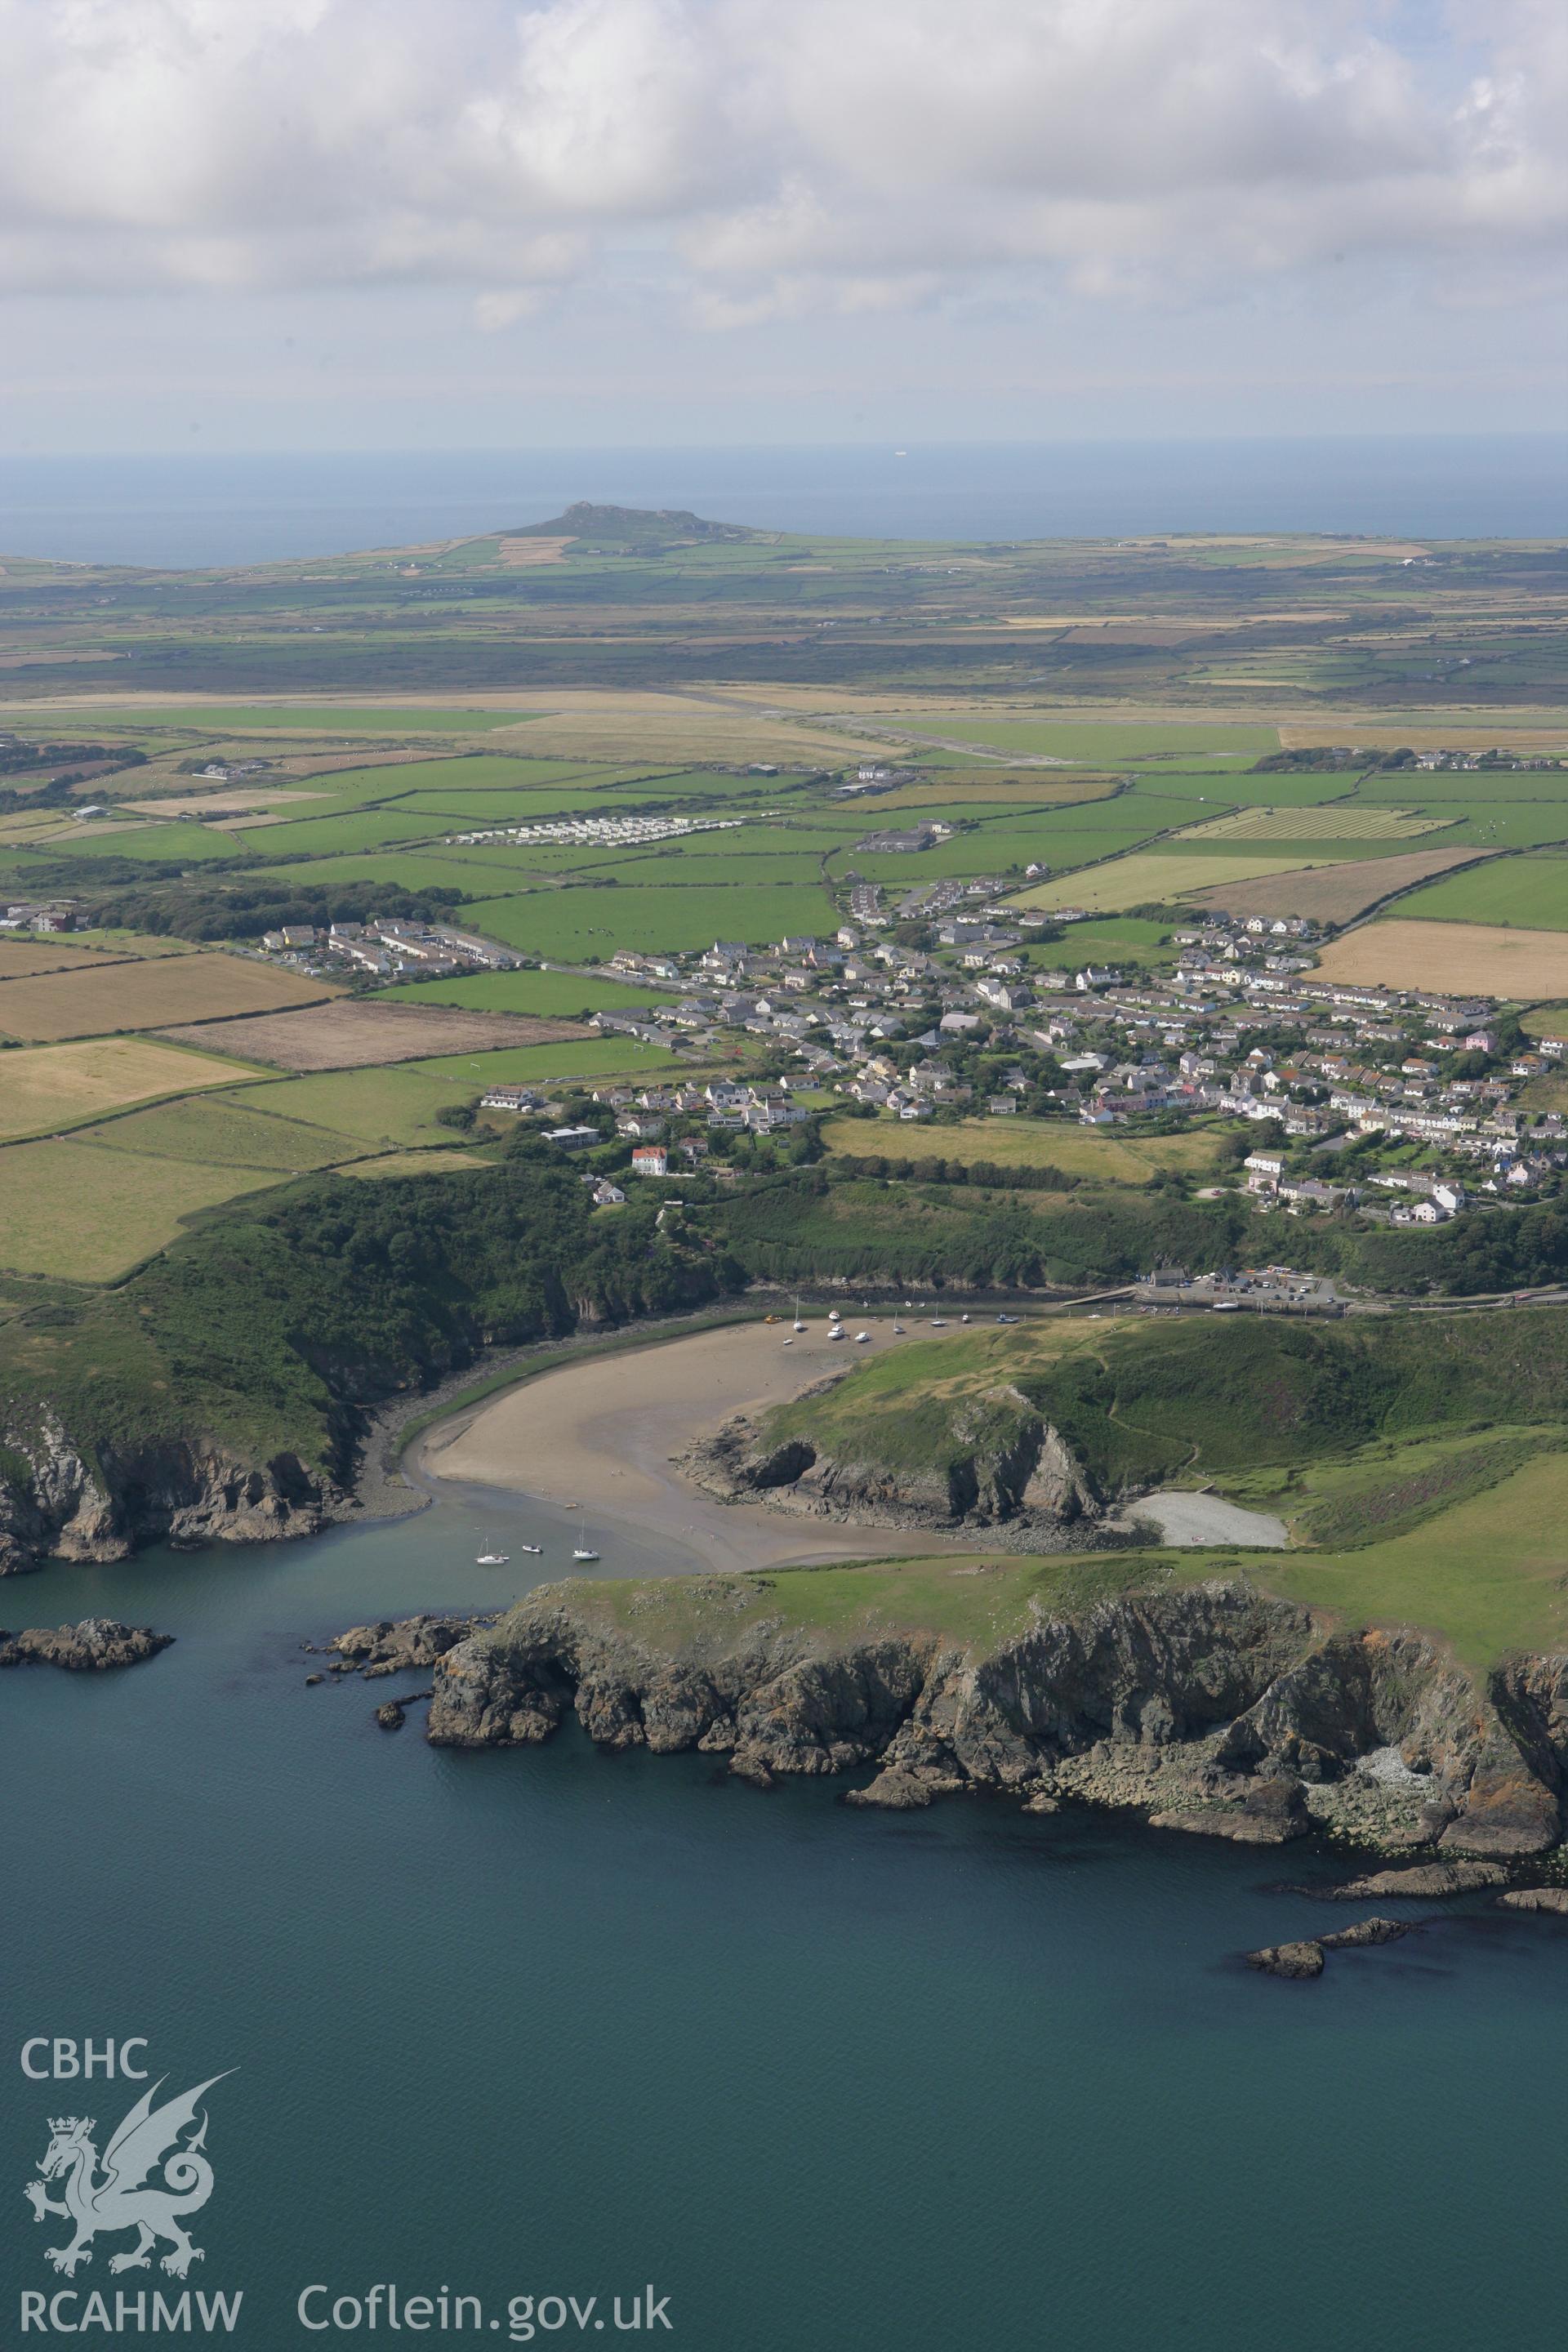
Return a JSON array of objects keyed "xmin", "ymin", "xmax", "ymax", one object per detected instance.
[
  {"xmin": 0, "ymin": 1410, "xmax": 343, "ymax": 1575},
  {"xmin": 0, "ymin": 1617, "xmax": 172, "ymax": 1670},
  {"xmin": 685, "ymin": 1378, "xmax": 1111, "ymax": 1540},
  {"xmin": 425, "ymin": 1575, "xmax": 1568, "ymax": 1860}
]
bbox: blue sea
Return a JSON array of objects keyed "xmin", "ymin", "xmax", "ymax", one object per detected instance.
[
  {"xmin": 6, "ymin": 1491, "xmax": 1567, "ymax": 2351},
  {"xmin": 2, "ymin": 438, "xmax": 1568, "ymax": 568}
]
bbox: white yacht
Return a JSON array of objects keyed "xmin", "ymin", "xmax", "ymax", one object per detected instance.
[{"xmin": 572, "ymin": 1546, "xmax": 600, "ymax": 1562}]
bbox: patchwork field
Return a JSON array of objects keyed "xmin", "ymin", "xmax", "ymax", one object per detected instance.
[
  {"xmin": 222, "ymin": 1067, "xmax": 485, "ymax": 1148},
  {"xmin": 895, "ymin": 720, "xmax": 1281, "ymax": 763},
  {"xmin": 154, "ymin": 999, "xmax": 590, "ymax": 1072},
  {"xmin": 1009, "ymin": 849, "xmax": 1341, "ymax": 913},
  {"xmin": 1183, "ymin": 846, "xmax": 1505, "ymax": 924},
  {"xmin": 0, "ymin": 1036, "xmax": 259, "ymax": 1142},
  {"xmin": 1178, "ymin": 804, "xmax": 1444, "ymax": 841},
  {"xmin": 77, "ymin": 1091, "xmax": 370, "ymax": 1171},
  {"xmin": 822, "ymin": 1116, "xmax": 1224, "ymax": 1183},
  {"xmin": 339, "ymin": 1149, "xmax": 498, "ymax": 1181},
  {"xmin": 0, "ymin": 1138, "xmax": 280, "ymax": 1281},
  {"xmin": 0, "ymin": 932, "xmax": 199, "ymax": 976},
  {"xmin": 0, "ymin": 951, "xmax": 336, "ymax": 1041},
  {"xmin": 44, "ymin": 702, "xmax": 538, "ymax": 733},
  {"xmin": 1312, "ymin": 919, "xmax": 1568, "ymax": 999},
  {"xmin": 403, "ymin": 1037, "xmax": 680, "ymax": 1089}
]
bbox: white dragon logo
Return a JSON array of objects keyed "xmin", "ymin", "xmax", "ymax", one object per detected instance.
[{"xmin": 24, "ymin": 2074, "xmax": 230, "ymax": 2279}]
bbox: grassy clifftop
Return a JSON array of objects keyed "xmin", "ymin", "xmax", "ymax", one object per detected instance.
[{"xmin": 757, "ymin": 1308, "xmax": 1568, "ymax": 1515}]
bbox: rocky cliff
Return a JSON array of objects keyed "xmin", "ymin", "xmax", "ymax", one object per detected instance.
[
  {"xmin": 0, "ymin": 1410, "xmax": 341, "ymax": 1575},
  {"xmin": 425, "ymin": 1575, "xmax": 1567, "ymax": 1860}
]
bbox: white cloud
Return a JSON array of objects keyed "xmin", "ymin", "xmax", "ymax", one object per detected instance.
[{"xmin": 0, "ymin": 0, "xmax": 1563, "ymax": 318}]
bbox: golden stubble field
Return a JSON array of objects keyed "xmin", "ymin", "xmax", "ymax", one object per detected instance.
[
  {"xmin": 1184, "ymin": 846, "xmax": 1505, "ymax": 925},
  {"xmin": 0, "ymin": 951, "xmax": 337, "ymax": 1041},
  {"xmin": 0, "ymin": 1036, "xmax": 261, "ymax": 1141},
  {"xmin": 1312, "ymin": 919, "xmax": 1568, "ymax": 998}
]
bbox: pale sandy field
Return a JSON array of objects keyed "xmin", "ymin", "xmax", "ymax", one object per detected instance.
[
  {"xmin": 423, "ymin": 1315, "xmax": 976, "ymax": 1572},
  {"xmin": 1312, "ymin": 919, "xmax": 1568, "ymax": 998}
]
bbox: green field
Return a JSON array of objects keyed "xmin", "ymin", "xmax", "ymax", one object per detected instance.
[
  {"xmin": 1393, "ymin": 853, "xmax": 1568, "ymax": 930},
  {"xmin": 1024, "ymin": 916, "xmax": 1173, "ymax": 967},
  {"xmin": 35, "ymin": 821, "xmax": 247, "ymax": 865},
  {"xmin": 380, "ymin": 969, "xmax": 680, "ymax": 1018},
  {"xmin": 1266, "ymin": 1450, "xmax": 1568, "ymax": 1667},
  {"xmin": 230, "ymin": 808, "xmax": 457, "ymax": 857},
  {"xmin": 461, "ymin": 881, "xmax": 838, "ymax": 960}
]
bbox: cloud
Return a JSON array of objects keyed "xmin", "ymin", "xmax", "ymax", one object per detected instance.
[{"xmin": 0, "ymin": 0, "xmax": 1564, "ymax": 319}]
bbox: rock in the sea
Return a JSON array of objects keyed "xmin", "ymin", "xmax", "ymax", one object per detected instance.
[
  {"xmin": 1246, "ymin": 1915, "xmax": 1413, "ymax": 1977},
  {"xmin": 374, "ymin": 1700, "xmax": 406, "ymax": 1731},
  {"xmin": 1318, "ymin": 1916, "xmax": 1412, "ymax": 1951},
  {"xmin": 0, "ymin": 1617, "xmax": 172, "ymax": 1671},
  {"xmin": 1497, "ymin": 1886, "xmax": 1568, "ymax": 1916},
  {"xmin": 1328, "ymin": 1860, "xmax": 1508, "ymax": 1900},
  {"xmin": 1247, "ymin": 1940, "xmax": 1325, "ymax": 1979}
]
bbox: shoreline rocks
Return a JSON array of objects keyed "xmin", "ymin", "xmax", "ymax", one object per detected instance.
[{"xmin": 313, "ymin": 1612, "xmax": 499, "ymax": 1679}]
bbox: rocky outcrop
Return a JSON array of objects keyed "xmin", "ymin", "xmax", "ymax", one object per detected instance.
[
  {"xmin": 323, "ymin": 1612, "xmax": 495, "ymax": 1678},
  {"xmin": 0, "ymin": 1617, "xmax": 171, "ymax": 1671},
  {"xmin": 1248, "ymin": 1940, "xmax": 1325, "ymax": 1979},
  {"xmin": 423, "ymin": 1576, "xmax": 1567, "ymax": 1860},
  {"xmin": 1326, "ymin": 1859, "xmax": 1509, "ymax": 1899},
  {"xmin": 684, "ymin": 1380, "xmax": 1104, "ymax": 1539},
  {"xmin": 0, "ymin": 1410, "xmax": 341, "ymax": 1575},
  {"xmin": 1152, "ymin": 1777, "xmax": 1311, "ymax": 1845},
  {"xmin": 1247, "ymin": 1918, "xmax": 1412, "ymax": 1979},
  {"xmin": 1498, "ymin": 1887, "xmax": 1568, "ymax": 1915}
]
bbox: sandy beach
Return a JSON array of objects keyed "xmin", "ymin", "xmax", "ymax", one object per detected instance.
[{"xmin": 419, "ymin": 1313, "xmax": 973, "ymax": 1572}]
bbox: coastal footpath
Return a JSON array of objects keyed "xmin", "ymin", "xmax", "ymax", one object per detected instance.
[{"xmin": 420, "ymin": 1571, "xmax": 1568, "ymax": 1862}]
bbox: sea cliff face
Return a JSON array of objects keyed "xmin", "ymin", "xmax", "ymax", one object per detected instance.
[
  {"xmin": 0, "ymin": 1411, "xmax": 339, "ymax": 1573},
  {"xmin": 426, "ymin": 1576, "xmax": 1567, "ymax": 1860}
]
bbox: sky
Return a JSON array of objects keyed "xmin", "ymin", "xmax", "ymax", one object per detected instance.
[{"xmin": 1, "ymin": 0, "xmax": 1564, "ymax": 453}]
